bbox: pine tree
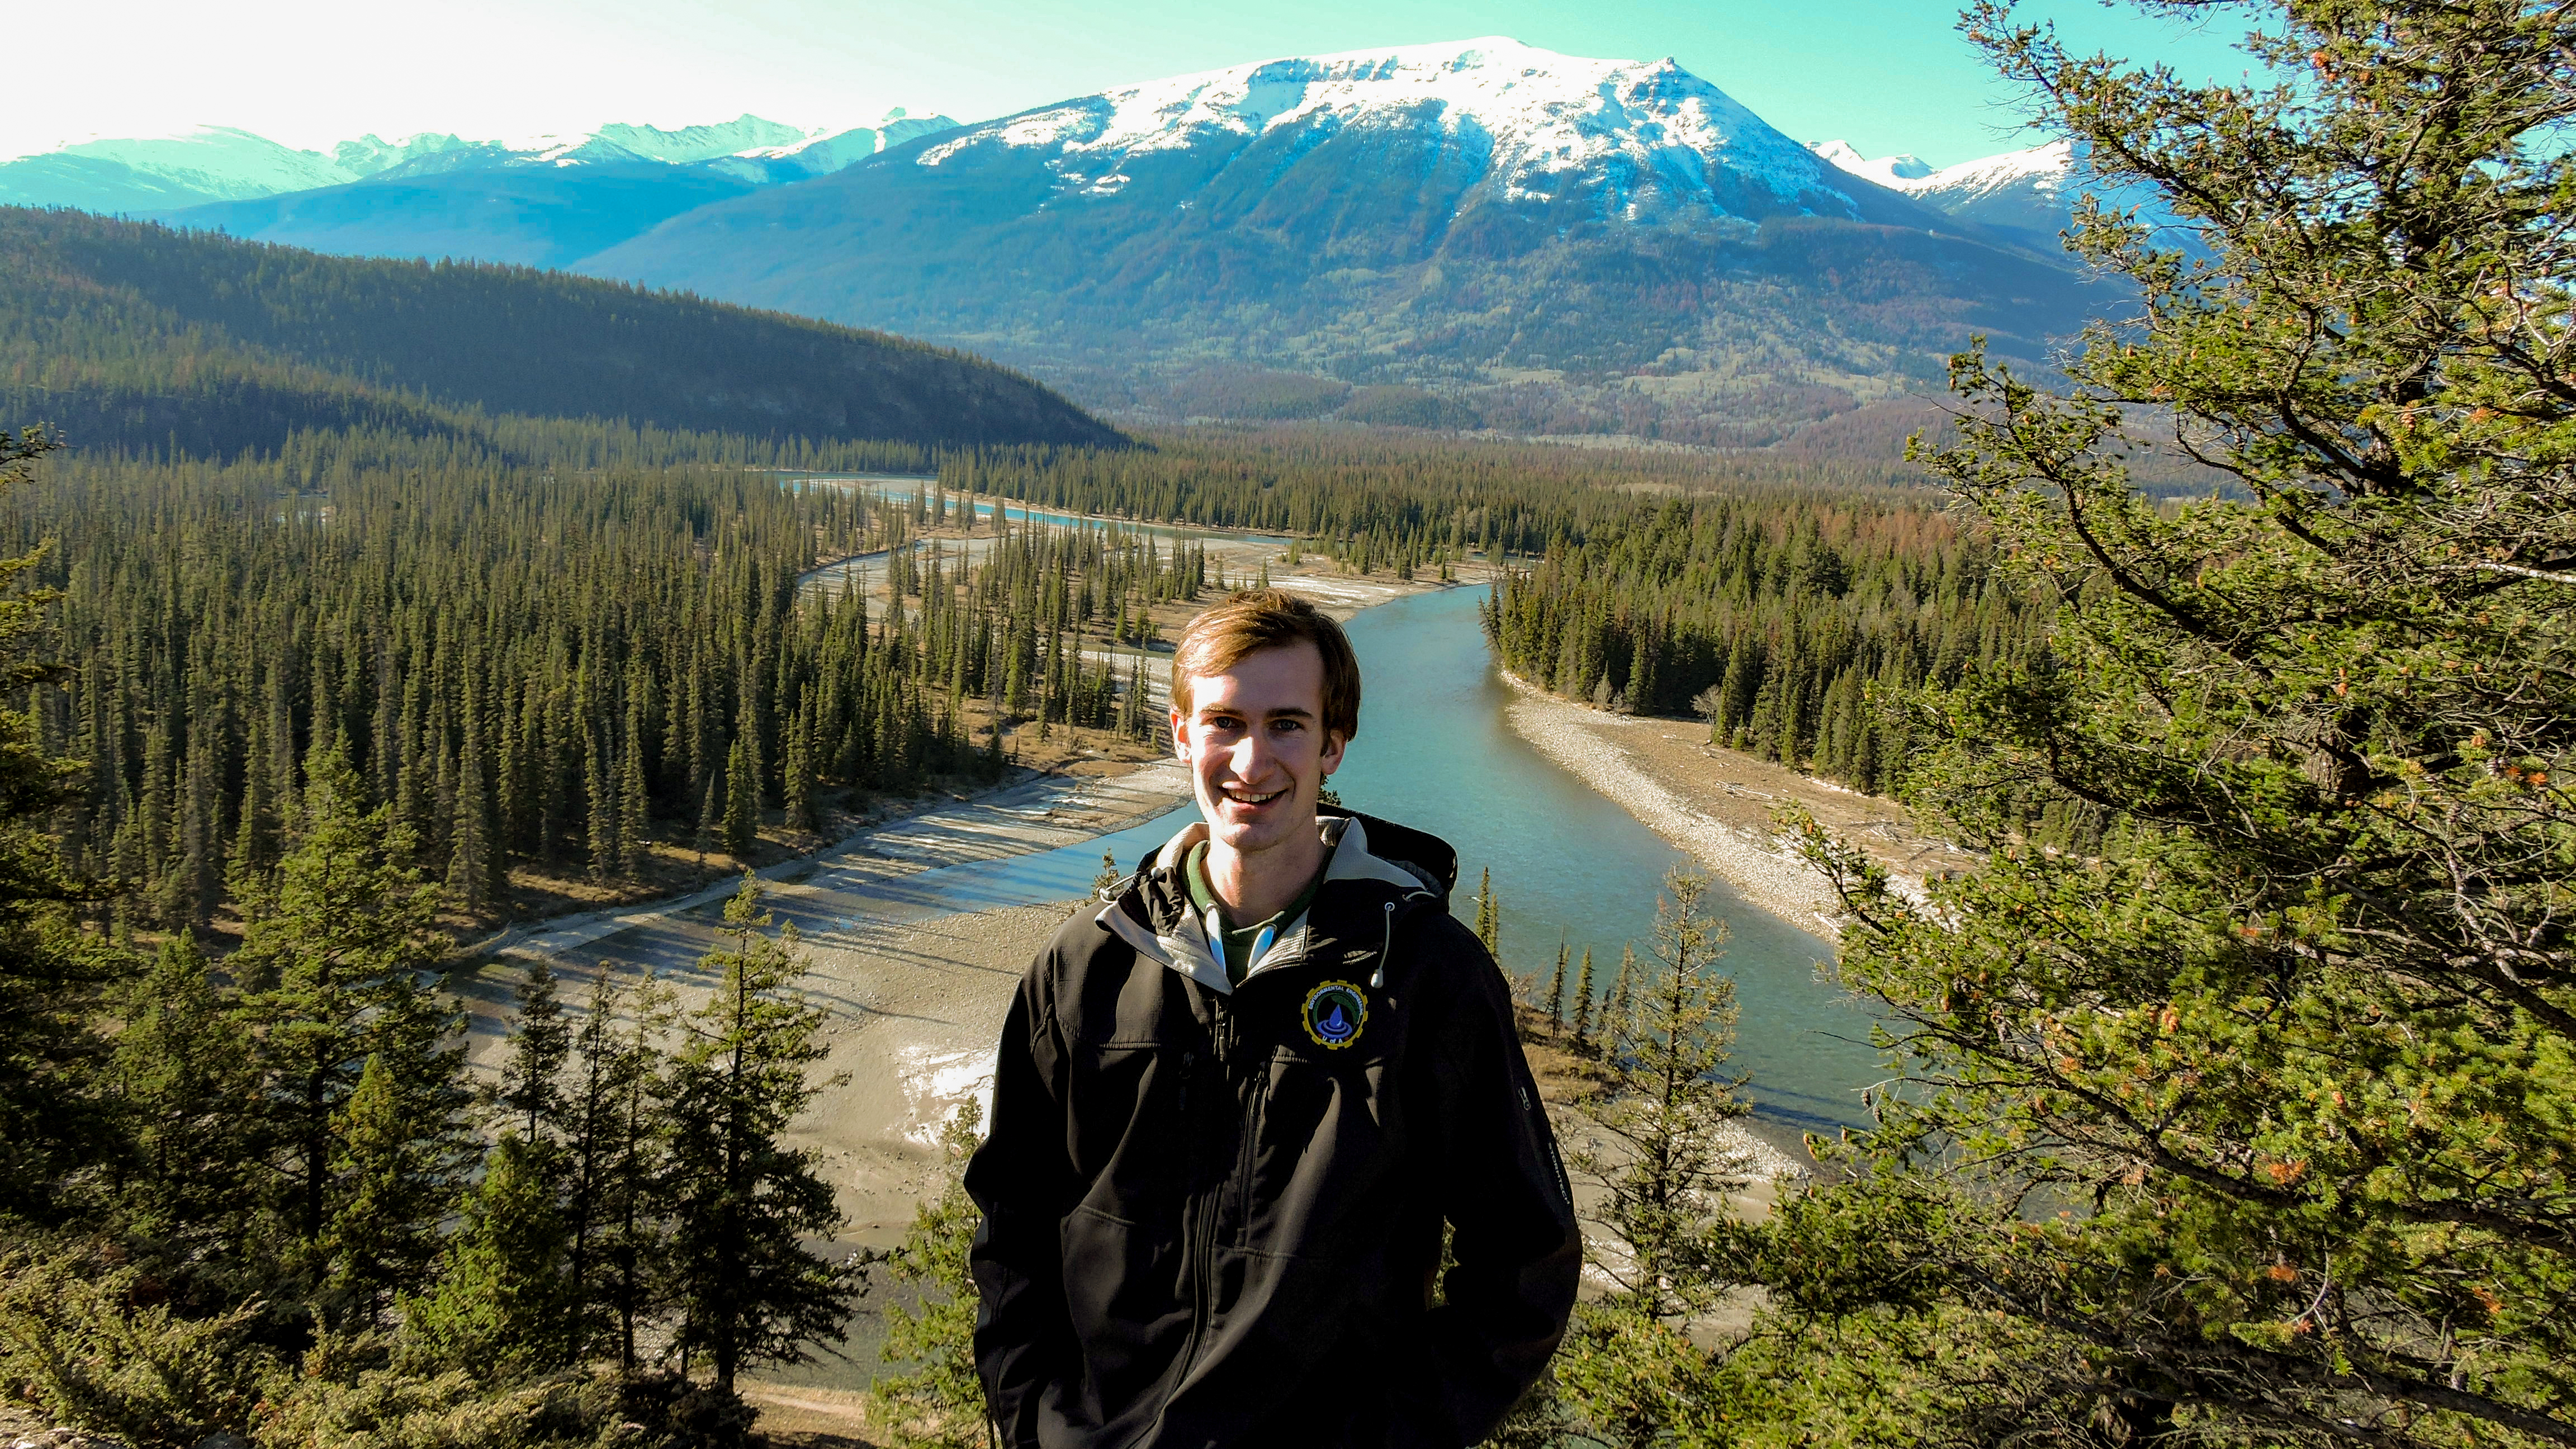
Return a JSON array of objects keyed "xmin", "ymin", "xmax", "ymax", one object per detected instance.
[
  {"xmin": 233, "ymin": 745, "xmax": 464, "ymax": 1313},
  {"xmin": 111, "ymin": 931, "xmax": 256, "ymax": 1257},
  {"xmin": 583, "ymin": 709, "xmax": 615, "ymax": 882},
  {"xmin": 694, "ymin": 773, "xmax": 719, "ymax": 863},
  {"xmin": 1603, "ymin": 945, "xmax": 1637, "ymax": 1058},
  {"xmin": 1574, "ymin": 871, "xmax": 1742, "ymax": 1319},
  {"xmin": 566, "ymin": 972, "xmax": 670, "ymax": 1374},
  {"xmin": 398, "ymin": 1131, "xmax": 575, "ymax": 1381},
  {"xmin": 1571, "ymin": 947, "xmax": 1597, "ymax": 1052},
  {"xmin": 446, "ymin": 728, "xmax": 494, "ymax": 915},
  {"xmin": 1473, "ymin": 866, "xmax": 1499, "ymax": 958},
  {"xmin": 1546, "ymin": 935, "xmax": 1569, "ymax": 1030},
  {"xmin": 495, "ymin": 960, "xmax": 570, "ymax": 1144},
  {"xmin": 866, "ymin": 1105, "xmax": 989, "ymax": 1447},
  {"xmin": 328, "ymin": 1050, "xmax": 465, "ymax": 1327},
  {"xmin": 721, "ymin": 737, "xmax": 757, "ymax": 860},
  {"xmin": 662, "ymin": 875, "xmax": 855, "ymax": 1392},
  {"xmin": 619, "ymin": 708, "xmax": 651, "ymax": 878},
  {"xmin": 0, "ymin": 425, "xmax": 110, "ymax": 1215},
  {"xmin": 1753, "ymin": 2, "xmax": 2576, "ymax": 1441},
  {"xmin": 782, "ymin": 703, "xmax": 816, "ymax": 835}
]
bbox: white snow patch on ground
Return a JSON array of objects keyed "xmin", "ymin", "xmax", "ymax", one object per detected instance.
[{"xmin": 898, "ymin": 1045, "xmax": 997, "ymax": 1148}]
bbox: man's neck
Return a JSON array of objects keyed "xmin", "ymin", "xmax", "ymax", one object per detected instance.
[{"xmin": 1203, "ymin": 820, "xmax": 1327, "ymax": 922}]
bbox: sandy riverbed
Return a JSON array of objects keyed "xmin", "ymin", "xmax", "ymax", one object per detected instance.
[{"xmin": 1499, "ymin": 674, "xmax": 1978, "ymax": 938}]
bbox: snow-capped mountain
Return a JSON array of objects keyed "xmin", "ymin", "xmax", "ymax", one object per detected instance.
[
  {"xmin": 899, "ymin": 36, "xmax": 1860, "ymax": 225},
  {"xmin": 0, "ymin": 126, "xmax": 358, "ymax": 211},
  {"xmin": 585, "ymin": 38, "xmax": 2094, "ymax": 441},
  {"xmin": 1806, "ymin": 138, "xmax": 1933, "ymax": 190},
  {"xmin": 702, "ymin": 110, "xmax": 962, "ymax": 183},
  {"xmin": 0, "ymin": 111, "xmax": 959, "ymax": 215},
  {"xmin": 1808, "ymin": 136, "xmax": 2174, "ymax": 249}
]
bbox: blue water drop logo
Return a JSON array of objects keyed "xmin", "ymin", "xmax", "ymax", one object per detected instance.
[{"xmin": 1303, "ymin": 981, "xmax": 1367, "ymax": 1049}]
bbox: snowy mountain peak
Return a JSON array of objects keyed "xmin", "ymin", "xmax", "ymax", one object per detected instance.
[
  {"xmin": 19, "ymin": 125, "xmax": 358, "ymax": 198},
  {"xmin": 1916, "ymin": 139, "xmax": 2076, "ymax": 200},
  {"xmin": 1809, "ymin": 135, "xmax": 2074, "ymax": 198},
  {"xmin": 1807, "ymin": 139, "xmax": 1932, "ymax": 186},
  {"xmin": 566, "ymin": 114, "xmax": 813, "ymax": 165},
  {"xmin": 334, "ymin": 131, "xmax": 489, "ymax": 178},
  {"xmin": 917, "ymin": 37, "xmax": 1852, "ymax": 222},
  {"xmin": 1801, "ymin": 134, "xmax": 2175, "ymax": 248}
]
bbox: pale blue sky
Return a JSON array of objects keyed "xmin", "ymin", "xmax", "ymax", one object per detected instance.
[{"xmin": 16, "ymin": 0, "xmax": 2261, "ymax": 167}]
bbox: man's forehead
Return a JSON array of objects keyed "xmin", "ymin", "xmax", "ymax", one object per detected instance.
[{"xmin": 1182, "ymin": 641, "xmax": 1326, "ymax": 713}]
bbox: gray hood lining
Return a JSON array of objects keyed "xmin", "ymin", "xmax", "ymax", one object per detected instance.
[{"xmin": 1102, "ymin": 816, "xmax": 1432, "ymax": 995}]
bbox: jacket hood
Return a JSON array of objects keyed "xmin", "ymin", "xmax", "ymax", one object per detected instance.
[
  {"xmin": 1125, "ymin": 806, "xmax": 1457, "ymax": 907},
  {"xmin": 1109, "ymin": 808, "xmax": 1456, "ymax": 996}
]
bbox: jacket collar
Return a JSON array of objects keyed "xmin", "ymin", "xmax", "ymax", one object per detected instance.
[{"xmin": 1102, "ymin": 815, "xmax": 1434, "ymax": 996}]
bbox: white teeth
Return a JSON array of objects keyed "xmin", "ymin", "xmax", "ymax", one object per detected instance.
[{"xmin": 1223, "ymin": 787, "xmax": 1282, "ymax": 804}]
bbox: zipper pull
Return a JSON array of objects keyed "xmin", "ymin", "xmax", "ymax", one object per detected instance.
[{"xmin": 1371, "ymin": 900, "xmax": 1395, "ymax": 988}]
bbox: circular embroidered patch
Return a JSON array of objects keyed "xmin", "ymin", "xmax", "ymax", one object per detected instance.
[{"xmin": 1302, "ymin": 980, "xmax": 1368, "ymax": 1049}]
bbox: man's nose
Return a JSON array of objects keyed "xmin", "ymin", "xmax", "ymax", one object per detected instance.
[{"xmin": 1229, "ymin": 733, "xmax": 1276, "ymax": 779}]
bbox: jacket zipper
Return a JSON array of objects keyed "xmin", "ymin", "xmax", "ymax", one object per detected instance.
[
  {"xmin": 1135, "ymin": 878, "xmax": 1420, "ymax": 1437},
  {"xmin": 1156, "ymin": 999, "xmax": 1228, "ymax": 1428},
  {"xmin": 1169, "ymin": 995, "xmax": 1262, "ymax": 1403}
]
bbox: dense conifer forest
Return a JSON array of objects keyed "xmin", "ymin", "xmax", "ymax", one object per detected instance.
[
  {"xmin": 1481, "ymin": 495, "xmax": 2046, "ymax": 797},
  {"xmin": 6, "ymin": 430, "xmax": 1225, "ymax": 934},
  {"xmin": 941, "ymin": 425, "xmax": 1937, "ymax": 566}
]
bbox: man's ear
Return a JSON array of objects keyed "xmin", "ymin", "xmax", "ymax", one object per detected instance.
[
  {"xmin": 1169, "ymin": 706, "xmax": 1190, "ymax": 761},
  {"xmin": 1320, "ymin": 730, "xmax": 1347, "ymax": 777}
]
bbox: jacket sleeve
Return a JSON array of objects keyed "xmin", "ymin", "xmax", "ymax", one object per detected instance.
[
  {"xmin": 1417, "ymin": 921, "xmax": 1583, "ymax": 1446},
  {"xmin": 965, "ymin": 946, "xmax": 1081, "ymax": 1447}
]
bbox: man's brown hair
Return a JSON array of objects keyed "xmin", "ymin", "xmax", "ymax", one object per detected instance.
[{"xmin": 1171, "ymin": 589, "xmax": 1362, "ymax": 742}]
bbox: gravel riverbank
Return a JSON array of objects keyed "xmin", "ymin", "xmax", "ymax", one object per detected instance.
[{"xmin": 1499, "ymin": 673, "xmax": 1979, "ymax": 939}]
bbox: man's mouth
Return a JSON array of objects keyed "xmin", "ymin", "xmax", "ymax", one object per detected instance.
[{"xmin": 1220, "ymin": 785, "xmax": 1285, "ymax": 807}]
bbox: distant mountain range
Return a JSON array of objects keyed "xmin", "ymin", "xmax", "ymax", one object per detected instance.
[
  {"xmin": 4, "ymin": 41, "xmax": 2171, "ymax": 447},
  {"xmin": 0, "ymin": 112, "xmax": 959, "ymax": 210},
  {"xmin": 0, "ymin": 112, "xmax": 960, "ymax": 267}
]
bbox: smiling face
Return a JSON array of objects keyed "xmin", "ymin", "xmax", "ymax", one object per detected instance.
[{"xmin": 1172, "ymin": 640, "xmax": 1348, "ymax": 865}]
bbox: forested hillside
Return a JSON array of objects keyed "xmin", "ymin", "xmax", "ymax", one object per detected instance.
[{"xmin": 0, "ymin": 207, "xmax": 1123, "ymax": 458}]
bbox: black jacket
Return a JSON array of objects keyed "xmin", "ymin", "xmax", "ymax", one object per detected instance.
[{"xmin": 967, "ymin": 809, "xmax": 1581, "ymax": 1449}]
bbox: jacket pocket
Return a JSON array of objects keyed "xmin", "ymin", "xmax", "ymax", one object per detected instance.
[
  {"xmin": 1065, "ymin": 1043, "xmax": 1191, "ymax": 1229},
  {"xmin": 1059, "ymin": 1204, "xmax": 1191, "ymax": 1423}
]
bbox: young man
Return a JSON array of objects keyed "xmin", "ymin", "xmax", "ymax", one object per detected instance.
[{"xmin": 967, "ymin": 589, "xmax": 1580, "ymax": 1449}]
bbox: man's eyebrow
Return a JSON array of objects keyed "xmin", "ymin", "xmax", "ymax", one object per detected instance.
[{"xmin": 1194, "ymin": 703, "xmax": 1317, "ymax": 720}]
